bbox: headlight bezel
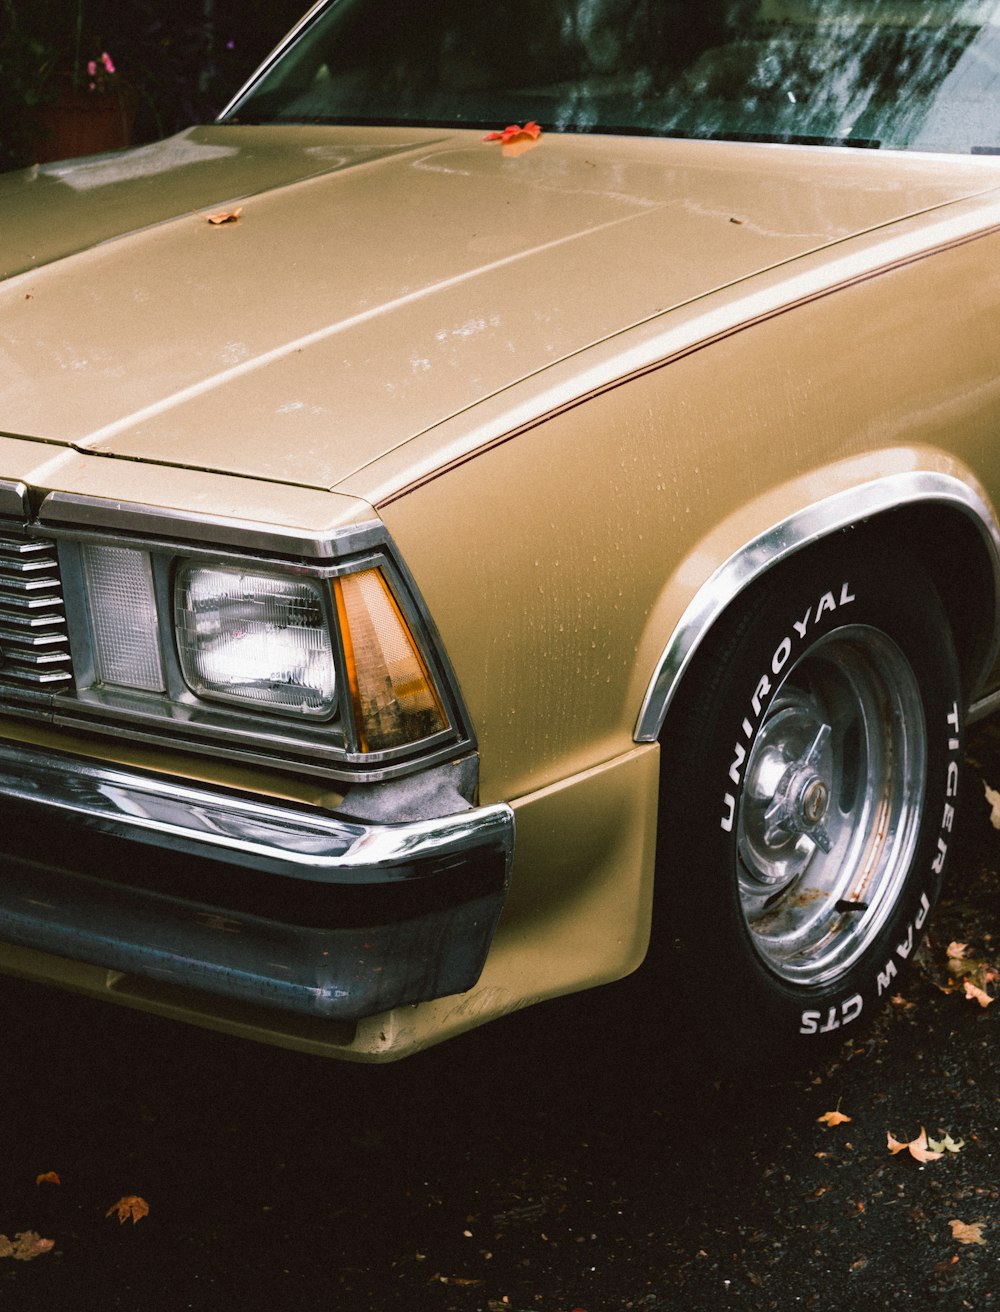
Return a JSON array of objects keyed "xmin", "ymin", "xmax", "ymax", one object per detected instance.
[{"xmin": 2, "ymin": 492, "xmax": 471, "ymax": 783}]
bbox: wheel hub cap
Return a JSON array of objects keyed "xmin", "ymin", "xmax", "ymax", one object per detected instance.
[
  {"xmin": 760, "ymin": 723, "xmax": 834, "ymax": 855},
  {"xmin": 736, "ymin": 625, "xmax": 926, "ymax": 988},
  {"xmin": 801, "ymin": 778, "xmax": 829, "ymax": 826}
]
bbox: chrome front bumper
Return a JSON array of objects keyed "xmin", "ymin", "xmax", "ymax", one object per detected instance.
[{"xmin": 0, "ymin": 743, "xmax": 513, "ymax": 1020}]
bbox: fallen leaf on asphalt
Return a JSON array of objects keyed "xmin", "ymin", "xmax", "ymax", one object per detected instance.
[
  {"xmin": 205, "ymin": 207, "xmax": 243, "ymax": 225},
  {"xmin": 976, "ymin": 776, "xmax": 997, "ymax": 829},
  {"xmin": 35, "ymin": 1171, "xmax": 61, "ymax": 1186},
  {"xmin": 906, "ymin": 1128, "xmax": 945, "ymax": 1163},
  {"xmin": 106, "ymin": 1195, "xmax": 149, "ymax": 1224},
  {"xmin": 923, "ymin": 936, "xmax": 998, "ymax": 1000},
  {"xmin": 817, "ymin": 1109, "xmax": 852, "ymax": 1126},
  {"xmin": 927, "ymin": 1132, "xmax": 965, "ymax": 1154},
  {"xmin": 886, "ymin": 1127, "xmax": 944, "ymax": 1162},
  {"xmin": 963, "ymin": 979, "xmax": 993, "ymax": 1007},
  {"xmin": 949, "ymin": 1219, "xmax": 987, "ymax": 1246},
  {"xmin": 889, "ymin": 994, "xmax": 917, "ymax": 1009},
  {"xmin": 0, "ymin": 1232, "xmax": 54, "ymax": 1261},
  {"xmin": 984, "ymin": 780, "xmax": 1000, "ymax": 828}
]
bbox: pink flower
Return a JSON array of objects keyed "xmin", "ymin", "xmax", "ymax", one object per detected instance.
[
  {"xmin": 101, "ymin": 52, "xmax": 115, "ymax": 74},
  {"xmin": 87, "ymin": 60, "xmax": 97, "ymax": 76}
]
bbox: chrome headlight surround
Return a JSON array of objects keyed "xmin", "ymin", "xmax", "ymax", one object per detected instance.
[{"xmin": 0, "ymin": 491, "xmax": 471, "ymax": 783}]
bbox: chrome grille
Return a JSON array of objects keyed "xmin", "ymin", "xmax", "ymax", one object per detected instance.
[{"xmin": 0, "ymin": 535, "xmax": 73, "ymax": 692}]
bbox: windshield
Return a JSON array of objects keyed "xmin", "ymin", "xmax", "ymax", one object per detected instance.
[{"xmin": 225, "ymin": 0, "xmax": 1000, "ymax": 154}]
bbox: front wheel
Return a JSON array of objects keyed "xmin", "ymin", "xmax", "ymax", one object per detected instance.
[{"xmin": 657, "ymin": 538, "xmax": 963, "ymax": 1067}]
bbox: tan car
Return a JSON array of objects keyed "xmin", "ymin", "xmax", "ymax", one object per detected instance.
[{"xmin": 1, "ymin": 0, "xmax": 999, "ymax": 1066}]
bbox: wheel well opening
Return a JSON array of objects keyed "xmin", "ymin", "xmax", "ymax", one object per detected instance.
[{"xmin": 862, "ymin": 505, "xmax": 997, "ymax": 703}]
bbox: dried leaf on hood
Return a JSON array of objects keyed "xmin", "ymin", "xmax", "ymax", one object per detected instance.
[
  {"xmin": 483, "ymin": 119, "xmax": 543, "ymax": 155},
  {"xmin": 205, "ymin": 207, "xmax": 243, "ymax": 225},
  {"xmin": 483, "ymin": 120, "xmax": 542, "ymax": 145},
  {"xmin": 35, "ymin": 1171, "xmax": 61, "ymax": 1186}
]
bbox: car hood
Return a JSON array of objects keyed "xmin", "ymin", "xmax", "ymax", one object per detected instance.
[{"xmin": 1, "ymin": 124, "xmax": 996, "ymax": 495}]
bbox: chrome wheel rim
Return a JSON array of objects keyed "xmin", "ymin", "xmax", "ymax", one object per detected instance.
[{"xmin": 737, "ymin": 625, "xmax": 927, "ymax": 987}]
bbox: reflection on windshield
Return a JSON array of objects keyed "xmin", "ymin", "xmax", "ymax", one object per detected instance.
[{"xmin": 226, "ymin": 0, "xmax": 1000, "ymax": 154}]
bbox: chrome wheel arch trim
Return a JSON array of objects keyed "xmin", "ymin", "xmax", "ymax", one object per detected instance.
[{"xmin": 635, "ymin": 471, "xmax": 1000, "ymax": 744}]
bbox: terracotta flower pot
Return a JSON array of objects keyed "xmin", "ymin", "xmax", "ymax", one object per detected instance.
[{"xmin": 32, "ymin": 75, "xmax": 138, "ymax": 163}]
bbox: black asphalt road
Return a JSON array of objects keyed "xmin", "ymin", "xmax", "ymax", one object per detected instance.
[{"xmin": 3, "ymin": 724, "xmax": 999, "ymax": 1312}]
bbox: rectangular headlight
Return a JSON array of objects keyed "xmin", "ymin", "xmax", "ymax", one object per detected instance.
[{"xmin": 175, "ymin": 565, "xmax": 338, "ymax": 718}]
